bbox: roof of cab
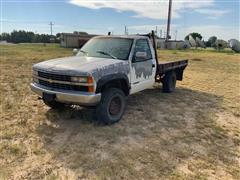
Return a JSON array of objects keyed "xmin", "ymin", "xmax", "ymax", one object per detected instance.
[{"xmin": 93, "ymin": 35, "xmax": 149, "ymax": 39}]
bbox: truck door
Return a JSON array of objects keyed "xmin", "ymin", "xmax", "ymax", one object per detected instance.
[{"xmin": 130, "ymin": 38, "xmax": 157, "ymax": 94}]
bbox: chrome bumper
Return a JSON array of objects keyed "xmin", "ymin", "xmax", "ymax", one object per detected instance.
[{"xmin": 30, "ymin": 83, "xmax": 101, "ymax": 106}]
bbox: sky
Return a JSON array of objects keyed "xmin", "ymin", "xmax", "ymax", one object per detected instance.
[{"xmin": 0, "ymin": 0, "xmax": 239, "ymax": 41}]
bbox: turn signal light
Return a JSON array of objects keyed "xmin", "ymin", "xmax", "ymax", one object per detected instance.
[
  {"xmin": 87, "ymin": 76, "xmax": 94, "ymax": 84},
  {"xmin": 88, "ymin": 86, "xmax": 94, "ymax": 93},
  {"xmin": 87, "ymin": 76, "xmax": 94, "ymax": 92}
]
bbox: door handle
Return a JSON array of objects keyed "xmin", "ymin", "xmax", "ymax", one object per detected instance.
[{"xmin": 152, "ymin": 64, "xmax": 155, "ymax": 68}]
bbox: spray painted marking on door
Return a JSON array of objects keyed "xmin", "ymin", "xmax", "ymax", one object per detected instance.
[
  {"xmin": 132, "ymin": 60, "xmax": 153, "ymax": 79},
  {"xmin": 91, "ymin": 62, "xmax": 130, "ymax": 81}
]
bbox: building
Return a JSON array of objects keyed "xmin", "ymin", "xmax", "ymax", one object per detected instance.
[
  {"xmin": 157, "ymin": 39, "xmax": 190, "ymax": 50},
  {"xmin": 60, "ymin": 33, "xmax": 97, "ymax": 48},
  {"xmin": 60, "ymin": 32, "xmax": 190, "ymax": 50}
]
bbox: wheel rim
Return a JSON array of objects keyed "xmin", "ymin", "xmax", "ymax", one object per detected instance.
[{"xmin": 109, "ymin": 96, "xmax": 122, "ymax": 116}]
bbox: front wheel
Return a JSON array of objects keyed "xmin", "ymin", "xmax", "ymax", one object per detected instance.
[{"xmin": 96, "ymin": 88, "xmax": 126, "ymax": 124}]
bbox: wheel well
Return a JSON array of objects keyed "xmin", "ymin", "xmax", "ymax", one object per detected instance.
[{"xmin": 101, "ymin": 79, "xmax": 130, "ymax": 96}]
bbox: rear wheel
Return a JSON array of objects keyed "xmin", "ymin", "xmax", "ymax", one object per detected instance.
[
  {"xmin": 96, "ymin": 88, "xmax": 126, "ymax": 124},
  {"xmin": 162, "ymin": 71, "xmax": 176, "ymax": 93},
  {"xmin": 43, "ymin": 99, "xmax": 65, "ymax": 109}
]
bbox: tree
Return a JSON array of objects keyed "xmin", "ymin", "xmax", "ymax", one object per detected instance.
[
  {"xmin": 73, "ymin": 31, "xmax": 88, "ymax": 35},
  {"xmin": 0, "ymin": 32, "xmax": 11, "ymax": 42},
  {"xmin": 41, "ymin": 34, "xmax": 51, "ymax": 43},
  {"xmin": 206, "ymin": 36, "xmax": 217, "ymax": 47},
  {"xmin": 79, "ymin": 31, "xmax": 88, "ymax": 35},
  {"xmin": 32, "ymin": 34, "xmax": 42, "ymax": 43},
  {"xmin": 56, "ymin": 33, "xmax": 61, "ymax": 38},
  {"xmin": 3, "ymin": 30, "xmax": 52, "ymax": 43},
  {"xmin": 185, "ymin": 32, "xmax": 203, "ymax": 41},
  {"xmin": 10, "ymin": 30, "xmax": 35, "ymax": 43},
  {"xmin": 1, "ymin": 30, "xmax": 90, "ymax": 44}
]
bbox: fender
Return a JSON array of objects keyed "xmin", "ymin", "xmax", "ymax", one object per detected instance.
[{"xmin": 96, "ymin": 73, "xmax": 130, "ymax": 94}]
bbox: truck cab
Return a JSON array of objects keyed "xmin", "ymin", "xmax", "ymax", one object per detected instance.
[{"xmin": 31, "ymin": 34, "xmax": 187, "ymax": 124}]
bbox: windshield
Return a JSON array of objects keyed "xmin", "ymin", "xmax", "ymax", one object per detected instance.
[{"xmin": 77, "ymin": 37, "xmax": 133, "ymax": 60}]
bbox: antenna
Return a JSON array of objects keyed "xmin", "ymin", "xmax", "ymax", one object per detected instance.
[{"xmin": 49, "ymin": 21, "xmax": 54, "ymax": 36}]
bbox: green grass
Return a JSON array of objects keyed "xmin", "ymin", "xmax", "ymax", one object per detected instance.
[{"xmin": 0, "ymin": 43, "xmax": 239, "ymax": 179}]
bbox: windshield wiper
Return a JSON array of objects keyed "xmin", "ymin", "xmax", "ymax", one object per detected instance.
[
  {"xmin": 96, "ymin": 50, "xmax": 118, "ymax": 59},
  {"xmin": 79, "ymin": 50, "xmax": 88, "ymax": 56}
]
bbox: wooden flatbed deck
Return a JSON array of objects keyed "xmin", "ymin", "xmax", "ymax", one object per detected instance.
[
  {"xmin": 157, "ymin": 59, "xmax": 188, "ymax": 74},
  {"xmin": 154, "ymin": 59, "xmax": 188, "ymax": 82}
]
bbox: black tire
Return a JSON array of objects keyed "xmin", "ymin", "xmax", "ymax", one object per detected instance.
[
  {"xmin": 96, "ymin": 88, "xmax": 126, "ymax": 124},
  {"xmin": 162, "ymin": 71, "xmax": 176, "ymax": 93},
  {"xmin": 43, "ymin": 99, "xmax": 65, "ymax": 109}
]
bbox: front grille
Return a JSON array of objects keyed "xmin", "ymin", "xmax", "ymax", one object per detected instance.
[
  {"xmin": 38, "ymin": 71, "xmax": 71, "ymax": 81},
  {"xmin": 39, "ymin": 79, "xmax": 88, "ymax": 92}
]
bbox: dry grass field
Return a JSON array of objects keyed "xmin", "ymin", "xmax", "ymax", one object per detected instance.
[{"xmin": 0, "ymin": 44, "xmax": 239, "ymax": 179}]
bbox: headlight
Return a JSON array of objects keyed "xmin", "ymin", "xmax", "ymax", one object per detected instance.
[
  {"xmin": 32, "ymin": 70, "xmax": 38, "ymax": 83},
  {"xmin": 33, "ymin": 77, "xmax": 39, "ymax": 83},
  {"xmin": 32, "ymin": 70, "xmax": 38, "ymax": 76},
  {"xmin": 71, "ymin": 76, "xmax": 88, "ymax": 83}
]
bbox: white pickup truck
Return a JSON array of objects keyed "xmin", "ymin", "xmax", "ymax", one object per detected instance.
[{"xmin": 31, "ymin": 32, "xmax": 188, "ymax": 124}]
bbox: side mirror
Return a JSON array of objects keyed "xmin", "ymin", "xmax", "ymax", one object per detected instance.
[
  {"xmin": 135, "ymin": 52, "xmax": 147, "ymax": 61},
  {"xmin": 73, "ymin": 48, "xmax": 78, "ymax": 55}
]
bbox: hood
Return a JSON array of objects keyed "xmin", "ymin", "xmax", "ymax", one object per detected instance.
[{"xmin": 33, "ymin": 56, "xmax": 130, "ymax": 81}]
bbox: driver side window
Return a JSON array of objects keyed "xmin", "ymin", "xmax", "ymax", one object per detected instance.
[{"xmin": 132, "ymin": 39, "xmax": 152, "ymax": 62}]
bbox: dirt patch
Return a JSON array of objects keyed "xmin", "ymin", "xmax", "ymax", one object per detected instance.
[
  {"xmin": 1, "ymin": 45, "xmax": 239, "ymax": 179},
  {"xmin": 190, "ymin": 58, "xmax": 203, "ymax": 61}
]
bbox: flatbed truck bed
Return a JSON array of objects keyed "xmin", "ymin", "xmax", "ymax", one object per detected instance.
[
  {"xmin": 154, "ymin": 59, "xmax": 188, "ymax": 83},
  {"xmin": 148, "ymin": 31, "xmax": 188, "ymax": 82},
  {"xmin": 157, "ymin": 59, "xmax": 188, "ymax": 74}
]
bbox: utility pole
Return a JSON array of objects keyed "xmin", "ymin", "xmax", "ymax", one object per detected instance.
[
  {"xmin": 166, "ymin": 0, "xmax": 172, "ymax": 42},
  {"xmin": 49, "ymin": 22, "xmax": 54, "ymax": 36},
  {"xmin": 163, "ymin": 31, "xmax": 166, "ymax": 39},
  {"xmin": 124, "ymin": 25, "xmax": 128, "ymax": 35},
  {"xmin": 160, "ymin": 29, "xmax": 162, "ymax": 38},
  {"xmin": 175, "ymin": 30, "xmax": 178, "ymax": 41}
]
